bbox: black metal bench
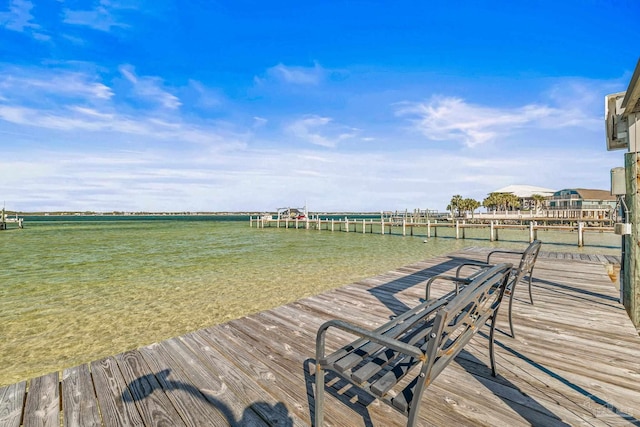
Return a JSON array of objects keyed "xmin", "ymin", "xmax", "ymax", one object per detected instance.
[
  {"xmin": 426, "ymin": 240, "xmax": 542, "ymax": 338},
  {"xmin": 314, "ymin": 263, "xmax": 513, "ymax": 427}
]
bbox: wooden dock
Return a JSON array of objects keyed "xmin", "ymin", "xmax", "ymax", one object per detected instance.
[
  {"xmin": 1, "ymin": 248, "xmax": 639, "ymax": 426},
  {"xmin": 251, "ymin": 216, "xmax": 616, "ymax": 247}
]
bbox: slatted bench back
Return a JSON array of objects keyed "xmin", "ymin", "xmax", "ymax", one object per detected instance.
[
  {"xmin": 391, "ymin": 263, "xmax": 512, "ymax": 414},
  {"xmin": 315, "ymin": 263, "xmax": 513, "ymax": 426}
]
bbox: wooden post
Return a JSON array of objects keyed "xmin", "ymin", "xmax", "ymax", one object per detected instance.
[
  {"xmin": 455, "ymin": 221, "xmax": 460, "ymax": 239},
  {"xmin": 362, "ymin": 219, "xmax": 366, "ymax": 234},
  {"xmin": 295, "ymin": 218, "xmax": 299, "ymax": 229},
  {"xmin": 331, "ymin": 219, "xmax": 334, "ymax": 232},
  {"xmin": 345, "ymin": 217, "xmax": 349, "ymax": 232},
  {"xmin": 578, "ymin": 221, "xmax": 584, "ymax": 247},
  {"xmin": 529, "ymin": 221, "xmax": 534, "ymax": 243},
  {"xmin": 381, "ymin": 219, "xmax": 385, "ymax": 235},
  {"xmin": 402, "ymin": 219, "xmax": 406, "ymax": 236},
  {"xmin": 624, "ymin": 149, "xmax": 640, "ymax": 326},
  {"xmin": 306, "ymin": 218, "xmax": 310, "ymax": 230},
  {"xmin": 490, "ymin": 221, "xmax": 495, "ymax": 241},
  {"xmin": 462, "ymin": 220, "xmax": 465, "ymax": 239},
  {"xmin": 427, "ymin": 220, "xmax": 431, "ymax": 238}
]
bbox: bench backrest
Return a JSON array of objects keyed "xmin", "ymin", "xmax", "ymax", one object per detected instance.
[
  {"xmin": 513, "ymin": 240, "xmax": 541, "ymax": 283},
  {"xmin": 421, "ymin": 263, "xmax": 512, "ymax": 384}
]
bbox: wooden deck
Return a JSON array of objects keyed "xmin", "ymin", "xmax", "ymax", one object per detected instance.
[{"xmin": 1, "ymin": 248, "xmax": 638, "ymax": 426}]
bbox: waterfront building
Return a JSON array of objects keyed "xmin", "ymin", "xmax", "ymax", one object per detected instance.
[{"xmin": 549, "ymin": 188, "xmax": 617, "ymax": 220}]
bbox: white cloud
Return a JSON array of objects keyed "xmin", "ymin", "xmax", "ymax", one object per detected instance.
[
  {"xmin": 187, "ymin": 80, "xmax": 223, "ymax": 109},
  {"xmin": 0, "ymin": 104, "xmax": 243, "ymax": 147},
  {"xmin": 260, "ymin": 62, "xmax": 326, "ymax": 85},
  {"xmin": 0, "ymin": 72, "xmax": 113, "ymax": 101},
  {"xmin": 396, "ymin": 96, "xmax": 552, "ymax": 147},
  {"xmin": 119, "ymin": 65, "xmax": 181, "ymax": 109},
  {"xmin": 396, "ymin": 94, "xmax": 601, "ymax": 148},
  {"xmin": 286, "ymin": 115, "xmax": 358, "ymax": 148},
  {"xmin": 0, "ymin": 132, "xmax": 620, "ymax": 212},
  {"xmin": 0, "ymin": 0, "xmax": 37, "ymax": 31},
  {"xmin": 0, "ymin": 0, "xmax": 49, "ymax": 40},
  {"xmin": 63, "ymin": 0, "xmax": 130, "ymax": 32},
  {"xmin": 253, "ymin": 116, "xmax": 268, "ymax": 128}
]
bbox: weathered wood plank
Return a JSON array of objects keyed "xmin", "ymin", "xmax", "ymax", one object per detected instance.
[
  {"xmin": 179, "ymin": 330, "xmax": 308, "ymax": 426},
  {"xmin": 139, "ymin": 337, "xmax": 268, "ymax": 426},
  {"xmin": 90, "ymin": 356, "xmax": 144, "ymax": 427},
  {"xmin": 199, "ymin": 322, "xmax": 391, "ymax": 427},
  {"xmin": 23, "ymin": 372, "xmax": 59, "ymax": 427},
  {"xmin": 0, "ymin": 381, "xmax": 26, "ymax": 427},
  {"xmin": 114, "ymin": 350, "xmax": 187, "ymax": 427},
  {"xmin": 62, "ymin": 364, "xmax": 101, "ymax": 427}
]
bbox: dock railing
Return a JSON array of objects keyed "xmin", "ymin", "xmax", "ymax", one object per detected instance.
[{"xmin": 250, "ymin": 216, "xmax": 614, "ymax": 247}]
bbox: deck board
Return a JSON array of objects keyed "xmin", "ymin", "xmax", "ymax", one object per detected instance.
[
  {"xmin": 62, "ymin": 364, "xmax": 101, "ymax": 427},
  {"xmin": 23, "ymin": 372, "xmax": 59, "ymax": 427},
  {"xmin": 2, "ymin": 248, "xmax": 640, "ymax": 426},
  {"xmin": 0, "ymin": 381, "xmax": 26, "ymax": 427}
]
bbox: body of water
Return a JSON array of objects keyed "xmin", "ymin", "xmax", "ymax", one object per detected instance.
[{"xmin": 0, "ymin": 215, "xmax": 621, "ymax": 386}]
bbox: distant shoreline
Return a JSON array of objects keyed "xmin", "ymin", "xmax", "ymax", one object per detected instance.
[{"xmin": 11, "ymin": 211, "xmax": 384, "ymax": 217}]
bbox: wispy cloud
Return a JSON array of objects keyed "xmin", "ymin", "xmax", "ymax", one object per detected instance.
[
  {"xmin": 0, "ymin": 0, "xmax": 49, "ymax": 40},
  {"xmin": 0, "ymin": 65, "xmax": 241, "ymax": 147},
  {"xmin": 63, "ymin": 0, "xmax": 132, "ymax": 32},
  {"xmin": 1, "ymin": 139, "xmax": 620, "ymax": 212},
  {"xmin": 0, "ymin": 104, "xmax": 245, "ymax": 147},
  {"xmin": 395, "ymin": 90, "xmax": 603, "ymax": 148},
  {"xmin": 0, "ymin": 71, "xmax": 113, "ymax": 103},
  {"xmin": 119, "ymin": 65, "xmax": 181, "ymax": 109},
  {"xmin": 253, "ymin": 116, "xmax": 268, "ymax": 128},
  {"xmin": 0, "ymin": 0, "xmax": 37, "ymax": 31},
  {"xmin": 286, "ymin": 115, "xmax": 358, "ymax": 148},
  {"xmin": 257, "ymin": 62, "xmax": 326, "ymax": 85},
  {"xmin": 187, "ymin": 80, "xmax": 223, "ymax": 109}
]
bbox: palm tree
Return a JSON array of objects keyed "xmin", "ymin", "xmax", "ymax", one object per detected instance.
[
  {"xmin": 449, "ymin": 195, "xmax": 463, "ymax": 217},
  {"xmin": 504, "ymin": 193, "xmax": 521, "ymax": 211},
  {"xmin": 483, "ymin": 192, "xmax": 504, "ymax": 212},
  {"xmin": 463, "ymin": 198, "xmax": 481, "ymax": 218},
  {"xmin": 531, "ymin": 194, "xmax": 546, "ymax": 212}
]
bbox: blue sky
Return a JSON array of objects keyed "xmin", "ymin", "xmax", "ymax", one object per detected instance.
[{"xmin": 0, "ymin": 0, "xmax": 638, "ymax": 212}]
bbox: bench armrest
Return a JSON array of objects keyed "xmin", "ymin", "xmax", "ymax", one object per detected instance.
[
  {"xmin": 425, "ymin": 274, "xmax": 472, "ymax": 301},
  {"xmin": 486, "ymin": 249, "xmax": 524, "ymax": 263},
  {"xmin": 316, "ymin": 319, "xmax": 425, "ymax": 364},
  {"xmin": 455, "ymin": 261, "xmax": 492, "ymax": 279}
]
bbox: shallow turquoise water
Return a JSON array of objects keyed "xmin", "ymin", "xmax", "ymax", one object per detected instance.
[{"xmin": 0, "ymin": 217, "xmax": 621, "ymax": 386}]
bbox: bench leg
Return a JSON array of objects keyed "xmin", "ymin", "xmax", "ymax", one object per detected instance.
[
  {"xmin": 489, "ymin": 312, "xmax": 499, "ymax": 377},
  {"xmin": 507, "ymin": 277, "xmax": 519, "ymax": 338},
  {"xmin": 527, "ymin": 269, "xmax": 535, "ymax": 305},
  {"xmin": 315, "ymin": 364, "xmax": 325, "ymax": 426}
]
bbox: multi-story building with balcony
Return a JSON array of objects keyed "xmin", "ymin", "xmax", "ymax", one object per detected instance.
[{"xmin": 548, "ymin": 188, "xmax": 617, "ymax": 220}]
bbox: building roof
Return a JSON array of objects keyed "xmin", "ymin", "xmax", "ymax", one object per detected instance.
[
  {"xmin": 493, "ymin": 185, "xmax": 556, "ymax": 198},
  {"xmin": 558, "ymin": 188, "xmax": 616, "ymax": 201}
]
